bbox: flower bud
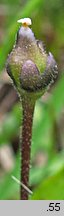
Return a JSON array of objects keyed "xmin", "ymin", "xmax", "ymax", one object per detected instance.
[{"xmin": 6, "ymin": 18, "xmax": 58, "ymax": 101}]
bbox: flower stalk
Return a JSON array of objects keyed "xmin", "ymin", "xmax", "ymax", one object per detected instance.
[{"xmin": 21, "ymin": 99, "xmax": 35, "ymax": 199}]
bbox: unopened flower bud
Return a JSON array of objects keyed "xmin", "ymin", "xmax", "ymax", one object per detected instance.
[{"xmin": 6, "ymin": 18, "xmax": 58, "ymax": 102}]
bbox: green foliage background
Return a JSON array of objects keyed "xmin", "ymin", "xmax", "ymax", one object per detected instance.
[{"xmin": 0, "ymin": 0, "xmax": 64, "ymax": 200}]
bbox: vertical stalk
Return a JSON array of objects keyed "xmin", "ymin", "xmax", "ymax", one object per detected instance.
[{"xmin": 20, "ymin": 99, "xmax": 35, "ymax": 200}]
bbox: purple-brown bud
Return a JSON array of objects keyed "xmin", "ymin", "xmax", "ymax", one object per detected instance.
[{"xmin": 6, "ymin": 18, "xmax": 58, "ymax": 101}]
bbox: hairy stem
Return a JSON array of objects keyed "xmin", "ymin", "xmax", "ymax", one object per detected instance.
[{"xmin": 20, "ymin": 99, "xmax": 35, "ymax": 200}]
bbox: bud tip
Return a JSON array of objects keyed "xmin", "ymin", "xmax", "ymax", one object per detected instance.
[{"xmin": 17, "ymin": 18, "xmax": 32, "ymax": 27}]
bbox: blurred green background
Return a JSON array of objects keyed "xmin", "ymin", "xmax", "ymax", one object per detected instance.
[{"xmin": 0, "ymin": 0, "xmax": 64, "ymax": 200}]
